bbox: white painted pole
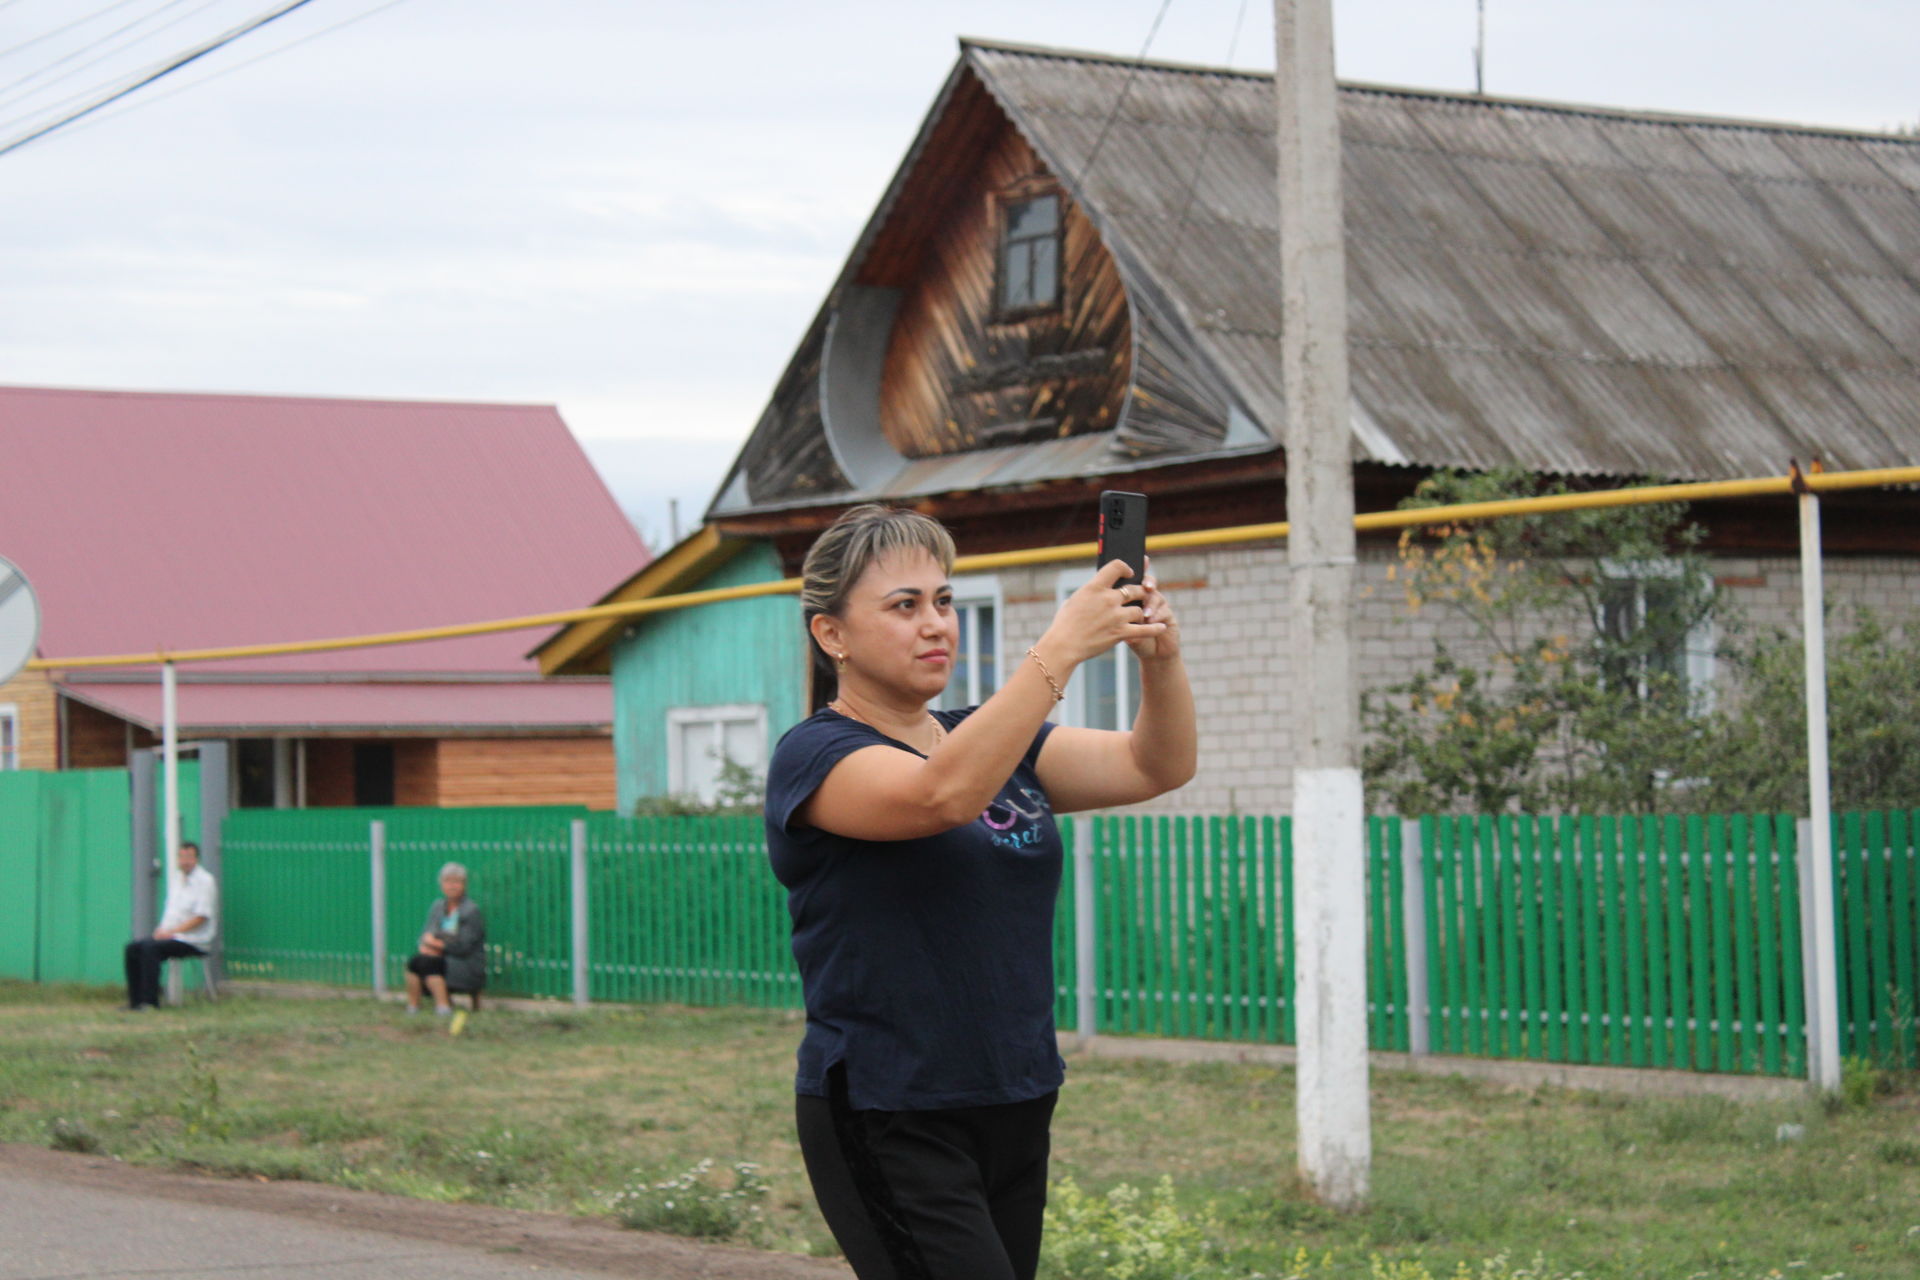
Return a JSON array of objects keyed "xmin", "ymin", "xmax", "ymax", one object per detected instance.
[
  {"xmin": 370, "ymin": 820, "xmax": 388, "ymax": 999},
  {"xmin": 1798, "ymin": 485, "xmax": 1842, "ymax": 1092},
  {"xmin": 1074, "ymin": 817, "xmax": 1098, "ymax": 1040},
  {"xmin": 570, "ymin": 818, "xmax": 590, "ymax": 1008},
  {"xmin": 1400, "ymin": 819, "xmax": 1429, "ymax": 1057},
  {"xmin": 1275, "ymin": 0, "xmax": 1371, "ymax": 1208}
]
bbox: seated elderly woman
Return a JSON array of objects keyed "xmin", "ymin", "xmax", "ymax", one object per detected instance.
[{"xmin": 404, "ymin": 862, "xmax": 486, "ymax": 1016}]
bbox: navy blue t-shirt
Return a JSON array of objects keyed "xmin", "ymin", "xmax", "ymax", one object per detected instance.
[{"xmin": 765, "ymin": 706, "xmax": 1063, "ymax": 1111}]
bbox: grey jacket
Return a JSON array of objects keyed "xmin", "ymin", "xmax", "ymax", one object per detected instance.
[{"xmin": 421, "ymin": 897, "xmax": 486, "ymax": 992}]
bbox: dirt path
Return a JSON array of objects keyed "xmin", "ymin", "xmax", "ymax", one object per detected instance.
[{"xmin": 0, "ymin": 1142, "xmax": 850, "ymax": 1279}]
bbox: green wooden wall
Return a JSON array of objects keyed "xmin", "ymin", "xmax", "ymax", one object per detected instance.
[{"xmin": 610, "ymin": 541, "xmax": 807, "ymax": 812}]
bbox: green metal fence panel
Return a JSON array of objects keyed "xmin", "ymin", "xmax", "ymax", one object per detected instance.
[
  {"xmin": 0, "ymin": 772, "xmax": 42, "ymax": 980},
  {"xmin": 223, "ymin": 808, "xmax": 375, "ymax": 987},
  {"xmin": 385, "ymin": 807, "xmax": 584, "ymax": 1000},
  {"xmin": 0, "ymin": 770, "xmax": 133, "ymax": 985}
]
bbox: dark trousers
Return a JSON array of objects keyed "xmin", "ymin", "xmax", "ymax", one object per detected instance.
[
  {"xmin": 123, "ymin": 938, "xmax": 204, "ymax": 1009},
  {"xmin": 796, "ymin": 1069, "xmax": 1057, "ymax": 1280}
]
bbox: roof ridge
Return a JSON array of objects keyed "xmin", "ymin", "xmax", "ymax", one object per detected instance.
[
  {"xmin": 0, "ymin": 383, "xmax": 556, "ymax": 412},
  {"xmin": 960, "ymin": 36, "xmax": 1920, "ymax": 145}
]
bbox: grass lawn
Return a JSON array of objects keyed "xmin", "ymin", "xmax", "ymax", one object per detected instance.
[{"xmin": 2, "ymin": 980, "xmax": 1916, "ymax": 1278}]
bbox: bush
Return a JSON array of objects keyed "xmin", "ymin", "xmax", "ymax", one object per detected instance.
[
  {"xmin": 610, "ymin": 1158, "xmax": 767, "ymax": 1240},
  {"xmin": 1042, "ymin": 1175, "xmax": 1219, "ymax": 1280},
  {"xmin": 47, "ymin": 1116, "xmax": 101, "ymax": 1154}
]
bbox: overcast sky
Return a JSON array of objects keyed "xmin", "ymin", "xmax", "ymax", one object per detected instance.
[{"xmin": 3, "ymin": 0, "xmax": 1914, "ymax": 549}]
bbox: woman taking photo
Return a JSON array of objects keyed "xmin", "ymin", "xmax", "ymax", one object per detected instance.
[{"xmin": 765, "ymin": 503, "xmax": 1196, "ymax": 1280}]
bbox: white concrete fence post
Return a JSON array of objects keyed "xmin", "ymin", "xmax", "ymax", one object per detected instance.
[
  {"xmin": 370, "ymin": 820, "xmax": 387, "ymax": 999},
  {"xmin": 1797, "ymin": 817, "xmax": 1841, "ymax": 1091},
  {"xmin": 571, "ymin": 818, "xmax": 590, "ymax": 1008},
  {"xmin": 1399, "ymin": 818, "xmax": 1429, "ymax": 1058},
  {"xmin": 1074, "ymin": 817, "xmax": 1098, "ymax": 1041}
]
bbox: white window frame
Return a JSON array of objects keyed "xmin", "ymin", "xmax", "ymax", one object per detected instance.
[
  {"xmin": 1598, "ymin": 559, "xmax": 1716, "ymax": 710},
  {"xmin": 0, "ymin": 703, "xmax": 18, "ymax": 770},
  {"xmin": 935, "ymin": 574, "xmax": 1004, "ymax": 710},
  {"xmin": 1054, "ymin": 569, "xmax": 1135, "ymax": 729},
  {"xmin": 665, "ymin": 703, "xmax": 769, "ymax": 802}
]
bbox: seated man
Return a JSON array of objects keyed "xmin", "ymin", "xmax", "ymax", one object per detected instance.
[
  {"xmin": 124, "ymin": 841, "xmax": 217, "ymax": 1011},
  {"xmin": 404, "ymin": 861, "xmax": 485, "ymax": 1016}
]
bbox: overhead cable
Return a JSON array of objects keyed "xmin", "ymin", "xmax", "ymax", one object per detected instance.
[
  {"xmin": 0, "ymin": 0, "xmax": 152, "ymax": 64},
  {"xmin": 0, "ymin": 0, "xmax": 204, "ymax": 109},
  {"xmin": 0, "ymin": 0, "xmax": 319, "ymax": 158},
  {"xmin": 52, "ymin": 0, "xmax": 413, "ymax": 143},
  {"xmin": 1073, "ymin": 0, "xmax": 1178, "ymax": 195}
]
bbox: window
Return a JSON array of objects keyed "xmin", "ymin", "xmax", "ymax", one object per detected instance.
[
  {"xmin": 934, "ymin": 576, "xmax": 1003, "ymax": 711},
  {"xmin": 667, "ymin": 704, "xmax": 768, "ymax": 804},
  {"xmin": 0, "ymin": 703, "xmax": 18, "ymax": 770},
  {"xmin": 997, "ymin": 193, "xmax": 1060, "ymax": 315},
  {"xmin": 353, "ymin": 743, "xmax": 395, "ymax": 806},
  {"xmin": 1597, "ymin": 562, "xmax": 1715, "ymax": 707},
  {"xmin": 1055, "ymin": 571, "xmax": 1135, "ymax": 730}
]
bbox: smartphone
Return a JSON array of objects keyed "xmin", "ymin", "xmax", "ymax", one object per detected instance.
[{"xmin": 1096, "ymin": 490, "xmax": 1148, "ymax": 600}]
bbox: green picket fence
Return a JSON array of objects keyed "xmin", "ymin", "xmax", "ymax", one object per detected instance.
[
  {"xmin": 586, "ymin": 814, "xmax": 797, "ymax": 1009},
  {"xmin": 216, "ymin": 804, "xmax": 1920, "ymax": 1077},
  {"xmin": 1423, "ymin": 814, "xmax": 1805, "ymax": 1075}
]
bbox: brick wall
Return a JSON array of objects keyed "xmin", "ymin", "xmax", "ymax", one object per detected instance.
[
  {"xmin": 0, "ymin": 670, "xmax": 59, "ymax": 770},
  {"xmin": 973, "ymin": 545, "xmax": 1920, "ymax": 816}
]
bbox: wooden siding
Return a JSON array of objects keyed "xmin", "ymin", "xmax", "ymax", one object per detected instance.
[
  {"xmin": 62, "ymin": 693, "xmax": 151, "ymax": 769},
  {"xmin": 0, "ymin": 671, "xmax": 59, "ymax": 770},
  {"xmin": 871, "ymin": 121, "xmax": 1131, "ymax": 457},
  {"xmin": 394, "ymin": 739, "xmax": 439, "ymax": 807},
  {"xmin": 434, "ymin": 737, "xmax": 616, "ymax": 810},
  {"xmin": 610, "ymin": 542, "xmax": 807, "ymax": 811}
]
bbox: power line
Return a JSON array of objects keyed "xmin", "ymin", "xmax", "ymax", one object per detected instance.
[
  {"xmin": 54, "ymin": 0, "xmax": 412, "ymax": 142},
  {"xmin": 1160, "ymin": 0, "xmax": 1254, "ymax": 275},
  {"xmin": 0, "ymin": 0, "xmax": 152, "ymax": 63},
  {"xmin": 1072, "ymin": 0, "xmax": 1178, "ymax": 194},
  {"xmin": 0, "ymin": 0, "xmax": 204, "ymax": 108},
  {"xmin": 0, "ymin": 0, "xmax": 320, "ymax": 158}
]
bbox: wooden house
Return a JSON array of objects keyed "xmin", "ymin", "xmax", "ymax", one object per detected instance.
[
  {"xmin": 0, "ymin": 386, "xmax": 647, "ymax": 809},
  {"xmin": 541, "ymin": 40, "xmax": 1920, "ymax": 814}
]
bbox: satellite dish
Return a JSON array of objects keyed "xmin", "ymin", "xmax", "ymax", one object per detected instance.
[{"xmin": 0, "ymin": 555, "xmax": 42, "ymax": 685}]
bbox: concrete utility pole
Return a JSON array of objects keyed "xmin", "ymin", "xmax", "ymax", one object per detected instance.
[{"xmin": 1274, "ymin": 0, "xmax": 1371, "ymax": 1207}]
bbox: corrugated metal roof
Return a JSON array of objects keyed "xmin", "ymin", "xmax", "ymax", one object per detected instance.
[
  {"xmin": 63, "ymin": 679, "xmax": 612, "ymax": 734},
  {"xmin": 963, "ymin": 42, "xmax": 1920, "ymax": 480},
  {"xmin": 0, "ymin": 386, "xmax": 648, "ymax": 684}
]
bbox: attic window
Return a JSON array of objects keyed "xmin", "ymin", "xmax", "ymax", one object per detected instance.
[{"xmin": 997, "ymin": 193, "xmax": 1061, "ymax": 316}]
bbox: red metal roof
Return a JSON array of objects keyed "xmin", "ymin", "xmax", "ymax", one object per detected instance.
[
  {"xmin": 63, "ymin": 680, "xmax": 612, "ymax": 734},
  {"xmin": 0, "ymin": 386, "xmax": 650, "ymax": 681}
]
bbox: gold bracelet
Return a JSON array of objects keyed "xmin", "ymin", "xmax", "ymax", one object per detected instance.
[{"xmin": 1026, "ymin": 646, "xmax": 1065, "ymax": 703}]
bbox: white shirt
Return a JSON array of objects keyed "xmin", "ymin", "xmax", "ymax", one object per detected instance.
[{"xmin": 160, "ymin": 865, "xmax": 218, "ymax": 950}]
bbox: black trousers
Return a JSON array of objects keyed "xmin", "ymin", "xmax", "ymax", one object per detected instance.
[
  {"xmin": 123, "ymin": 938, "xmax": 204, "ymax": 1009},
  {"xmin": 406, "ymin": 953, "xmax": 447, "ymax": 977},
  {"xmin": 796, "ymin": 1069, "xmax": 1057, "ymax": 1280}
]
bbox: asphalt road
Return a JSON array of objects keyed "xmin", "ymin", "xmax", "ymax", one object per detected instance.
[{"xmin": 0, "ymin": 1144, "xmax": 849, "ymax": 1280}]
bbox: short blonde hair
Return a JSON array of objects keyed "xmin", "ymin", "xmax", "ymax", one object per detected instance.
[{"xmin": 800, "ymin": 504, "xmax": 956, "ymax": 711}]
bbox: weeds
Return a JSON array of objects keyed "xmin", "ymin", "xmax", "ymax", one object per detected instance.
[
  {"xmin": 610, "ymin": 1158, "xmax": 768, "ymax": 1241},
  {"xmin": 1042, "ymin": 1175, "xmax": 1218, "ymax": 1280}
]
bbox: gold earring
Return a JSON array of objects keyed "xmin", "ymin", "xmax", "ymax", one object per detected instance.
[{"xmin": 835, "ymin": 651, "xmax": 847, "ymax": 671}]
